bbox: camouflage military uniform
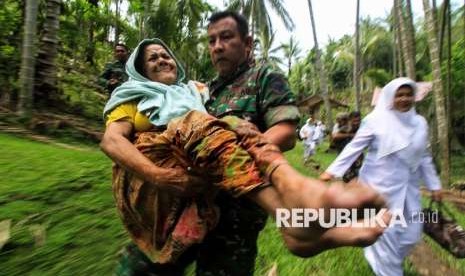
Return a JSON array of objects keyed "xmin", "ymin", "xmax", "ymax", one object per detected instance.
[
  {"xmin": 114, "ymin": 61, "xmax": 299, "ymax": 276},
  {"xmin": 193, "ymin": 60, "xmax": 299, "ymax": 275},
  {"xmin": 333, "ymin": 125, "xmax": 363, "ymax": 183},
  {"xmin": 98, "ymin": 60, "xmax": 129, "ymax": 94}
]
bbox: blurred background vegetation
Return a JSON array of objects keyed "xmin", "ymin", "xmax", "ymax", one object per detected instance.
[{"xmin": 1, "ymin": 0, "xmax": 465, "ymax": 275}]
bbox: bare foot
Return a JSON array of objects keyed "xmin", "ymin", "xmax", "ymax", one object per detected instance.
[{"xmin": 273, "ymin": 173, "xmax": 390, "ymax": 257}]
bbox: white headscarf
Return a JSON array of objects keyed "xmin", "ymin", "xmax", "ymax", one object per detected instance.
[{"xmin": 365, "ymin": 77, "xmax": 428, "ymax": 170}]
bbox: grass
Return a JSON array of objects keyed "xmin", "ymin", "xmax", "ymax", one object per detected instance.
[
  {"xmin": 0, "ymin": 133, "xmax": 128, "ymax": 276},
  {"xmin": 0, "ymin": 133, "xmax": 463, "ymax": 275}
]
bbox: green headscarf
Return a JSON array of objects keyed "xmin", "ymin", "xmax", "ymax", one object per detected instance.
[{"xmin": 103, "ymin": 38, "xmax": 207, "ymax": 126}]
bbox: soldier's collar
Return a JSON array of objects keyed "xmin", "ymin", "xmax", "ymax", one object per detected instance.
[{"xmin": 209, "ymin": 59, "xmax": 255, "ymax": 96}]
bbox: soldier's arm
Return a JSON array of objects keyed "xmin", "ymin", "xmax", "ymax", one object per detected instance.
[
  {"xmin": 264, "ymin": 121, "xmax": 297, "ymax": 152},
  {"xmin": 331, "ymin": 131, "xmax": 354, "ymax": 141},
  {"xmin": 97, "ymin": 63, "xmax": 113, "ymax": 88},
  {"xmin": 259, "ymin": 68, "xmax": 300, "ymax": 152}
]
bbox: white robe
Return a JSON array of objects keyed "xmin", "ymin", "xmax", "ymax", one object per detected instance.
[
  {"xmin": 300, "ymin": 124, "xmax": 316, "ymax": 158},
  {"xmin": 326, "ymin": 118, "xmax": 441, "ymax": 276}
]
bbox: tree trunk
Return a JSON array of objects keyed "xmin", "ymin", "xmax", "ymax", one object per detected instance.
[
  {"xmin": 354, "ymin": 0, "xmax": 361, "ymax": 111},
  {"xmin": 422, "ymin": 0, "xmax": 450, "ymax": 187},
  {"xmin": 18, "ymin": 0, "xmax": 39, "ymax": 118},
  {"xmin": 393, "ymin": 4, "xmax": 405, "ymax": 77},
  {"xmin": 395, "ymin": 0, "xmax": 416, "ymax": 80},
  {"xmin": 34, "ymin": 0, "xmax": 61, "ymax": 107},
  {"xmin": 142, "ymin": 0, "xmax": 151, "ymax": 39},
  {"xmin": 288, "ymin": 57, "xmax": 291, "ymax": 77},
  {"xmin": 307, "ymin": 0, "xmax": 333, "ymax": 129},
  {"xmin": 85, "ymin": 0, "xmax": 98, "ymax": 64},
  {"xmin": 114, "ymin": 0, "xmax": 120, "ymax": 44},
  {"xmin": 404, "ymin": 0, "xmax": 417, "ymax": 79},
  {"xmin": 392, "ymin": 7, "xmax": 398, "ymax": 77}
]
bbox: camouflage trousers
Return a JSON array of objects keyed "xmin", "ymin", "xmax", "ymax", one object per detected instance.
[{"xmin": 342, "ymin": 154, "xmax": 364, "ymax": 183}]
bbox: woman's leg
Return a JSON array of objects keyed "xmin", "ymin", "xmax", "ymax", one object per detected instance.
[{"xmin": 222, "ymin": 118, "xmax": 390, "ymax": 257}]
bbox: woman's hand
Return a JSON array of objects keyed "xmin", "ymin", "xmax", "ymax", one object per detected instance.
[
  {"xmin": 319, "ymin": 172, "xmax": 334, "ymax": 182},
  {"xmin": 101, "ymin": 121, "xmax": 207, "ymax": 197},
  {"xmin": 431, "ymin": 189, "xmax": 443, "ymax": 202}
]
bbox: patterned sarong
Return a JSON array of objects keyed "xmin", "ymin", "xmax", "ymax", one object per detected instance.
[{"xmin": 112, "ymin": 111, "xmax": 267, "ymax": 264}]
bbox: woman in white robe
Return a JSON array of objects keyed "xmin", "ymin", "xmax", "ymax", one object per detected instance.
[
  {"xmin": 300, "ymin": 118, "xmax": 317, "ymax": 162},
  {"xmin": 320, "ymin": 77, "xmax": 442, "ymax": 276}
]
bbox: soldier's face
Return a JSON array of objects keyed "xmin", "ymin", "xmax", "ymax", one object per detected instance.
[
  {"xmin": 114, "ymin": 46, "xmax": 128, "ymax": 61},
  {"xmin": 207, "ymin": 17, "xmax": 252, "ymax": 77},
  {"xmin": 143, "ymin": 44, "xmax": 177, "ymax": 85},
  {"xmin": 350, "ymin": 116, "xmax": 361, "ymax": 128}
]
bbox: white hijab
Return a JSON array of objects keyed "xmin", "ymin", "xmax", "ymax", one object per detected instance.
[{"xmin": 365, "ymin": 77, "xmax": 428, "ymax": 170}]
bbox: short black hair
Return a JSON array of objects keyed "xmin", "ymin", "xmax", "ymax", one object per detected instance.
[
  {"xmin": 115, "ymin": 43, "xmax": 129, "ymax": 51},
  {"xmin": 349, "ymin": 111, "xmax": 361, "ymax": 118},
  {"xmin": 207, "ymin": 11, "xmax": 249, "ymax": 39}
]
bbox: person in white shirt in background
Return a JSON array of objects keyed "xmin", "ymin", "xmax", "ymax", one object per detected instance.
[
  {"xmin": 299, "ymin": 117, "xmax": 317, "ymax": 163},
  {"xmin": 320, "ymin": 77, "xmax": 442, "ymax": 276},
  {"xmin": 314, "ymin": 120, "xmax": 325, "ymax": 145}
]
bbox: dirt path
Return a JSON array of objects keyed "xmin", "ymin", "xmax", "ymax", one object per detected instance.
[
  {"xmin": 408, "ymin": 240, "xmax": 460, "ymax": 276},
  {"xmin": 408, "ymin": 189, "xmax": 465, "ymax": 276},
  {"xmin": 0, "ymin": 121, "xmax": 92, "ymax": 151}
]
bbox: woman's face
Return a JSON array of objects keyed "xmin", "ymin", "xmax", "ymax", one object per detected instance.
[
  {"xmin": 143, "ymin": 44, "xmax": 177, "ymax": 84},
  {"xmin": 393, "ymin": 85, "xmax": 415, "ymax": 112}
]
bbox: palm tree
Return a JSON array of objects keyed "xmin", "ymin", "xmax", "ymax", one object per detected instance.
[
  {"xmin": 114, "ymin": 0, "xmax": 121, "ymax": 44},
  {"xmin": 229, "ymin": 0, "xmax": 294, "ymax": 42},
  {"xmin": 85, "ymin": 0, "xmax": 99, "ymax": 65},
  {"xmin": 34, "ymin": 0, "xmax": 61, "ymax": 106},
  {"xmin": 280, "ymin": 36, "xmax": 301, "ymax": 76},
  {"xmin": 395, "ymin": 0, "xmax": 416, "ymax": 80},
  {"xmin": 306, "ymin": 0, "xmax": 333, "ymax": 129},
  {"xmin": 256, "ymin": 30, "xmax": 282, "ymax": 68},
  {"xmin": 354, "ymin": 0, "xmax": 361, "ymax": 111},
  {"xmin": 422, "ymin": 0, "xmax": 450, "ymax": 186},
  {"xmin": 393, "ymin": 5, "xmax": 405, "ymax": 76},
  {"xmin": 18, "ymin": 0, "xmax": 39, "ymax": 118}
]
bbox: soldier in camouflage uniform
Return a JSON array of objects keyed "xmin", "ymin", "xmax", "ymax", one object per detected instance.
[
  {"xmin": 114, "ymin": 11, "xmax": 300, "ymax": 276},
  {"xmin": 195, "ymin": 11, "xmax": 300, "ymax": 275},
  {"xmin": 98, "ymin": 43, "xmax": 129, "ymax": 94}
]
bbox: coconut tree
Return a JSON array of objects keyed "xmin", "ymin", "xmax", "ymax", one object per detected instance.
[
  {"xmin": 354, "ymin": 0, "xmax": 361, "ymax": 111},
  {"xmin": 423, "ymin": 0, "xmax": 450, "ymax": 186},
  {"xmin": 256, "ymin": 30, "xmax": 282, "ymax": 68},
  {"xmin": 395, "ymin": 0, "xmax": 416, "ymax": 80},
  {"xmin": 306, "ymin": 0, "xmax": 333, "ymax": 129},
  {"xmin": 228, "ymin": 0, "xmax": 294, "ymax": 43},
  {"xmin": 34, "ymin": 0, "xmax": 61, "ymax": 107},
  {"xmin": 18, "ymin": 0, "xmax": 39, "ymax": 118},
  {"xmin": 280, "ymin": 36, "xmax": 301, "ymax": 76}
]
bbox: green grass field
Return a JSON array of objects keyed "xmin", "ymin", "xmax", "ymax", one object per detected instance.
[{"xmin": 0, "ymin": 132, "xmax": 464, "ymax": 275}]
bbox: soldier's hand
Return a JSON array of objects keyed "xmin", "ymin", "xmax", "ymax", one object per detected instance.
[
  {"xmin": 431, "ymin": 189, "xmax": 443, "ymax": 202},
  {"xmin": 108, "ymin": 78, "xmax": 119, "ymax": 86}
]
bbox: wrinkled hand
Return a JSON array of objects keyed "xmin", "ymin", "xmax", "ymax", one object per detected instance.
[
  {"xmin": 154, "ymin": 167, "xmax": 207, "ymax": 197},
  {"xmin": 431, "ymin": 189, "xmax": 443, "ymax": 202}
]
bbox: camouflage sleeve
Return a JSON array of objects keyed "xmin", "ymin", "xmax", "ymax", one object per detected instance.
[
  {"xmin": 97, "ymin": 63, "xmax": 112, "ymax": 88},
  {"xmin": 258, "ymin": 67, "xmax": 300, "ymax": 128}
]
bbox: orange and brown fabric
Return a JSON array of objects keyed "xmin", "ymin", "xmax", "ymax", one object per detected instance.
[{"xmin": 113, "ymin": 110, "xmax": 271, "ymax": 264}]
